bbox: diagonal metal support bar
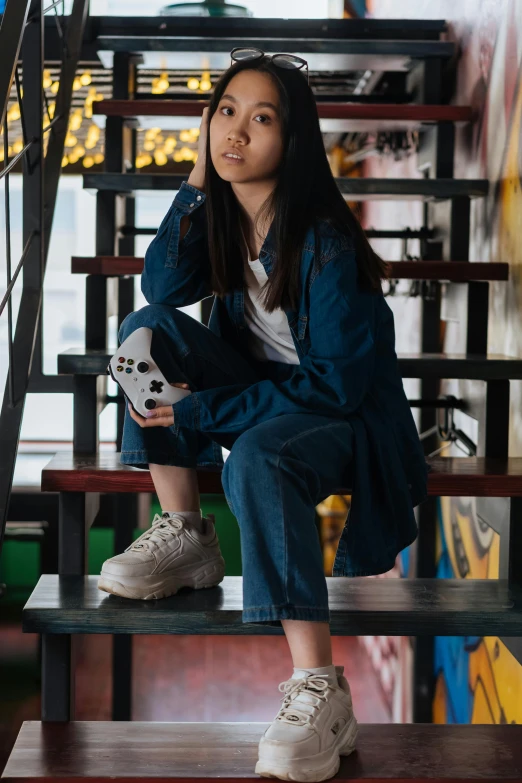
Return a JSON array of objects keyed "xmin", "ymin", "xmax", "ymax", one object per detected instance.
[
  {"xmin": 0, "ymin": 0, "xmax": 89, "ymax": 557},
  {"xmin": 0, "ymin": 0, "xmax": 32, "ymax": 129}
]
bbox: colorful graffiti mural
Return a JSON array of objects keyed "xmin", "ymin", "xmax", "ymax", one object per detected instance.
[{"xmin": 366, "ymin": 0, "xmax": 522, "ymax": 725}]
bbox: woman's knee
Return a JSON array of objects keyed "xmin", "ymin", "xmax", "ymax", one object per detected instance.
[
  {"xmin": 118, "ymin": 303, "xmax": 180, "ymax": 344},
  {"xmin": 221, "ymin": 427, "xmax": 278, "ymax": 497}
]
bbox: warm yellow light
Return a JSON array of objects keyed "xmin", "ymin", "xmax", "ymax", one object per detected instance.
[
  {"xmin": 64, "ymin": 133, "xmax": 77, "ymax": 147},
  {"xmin": 173, "ymin": 150, "xmax": 184, "ymax": 162},
  {"xmin": 0, "ymin": 148, "xmax": 4, "ymax": 163},
  {"xmin": 73, "ymin": 145, "xmax": 85, "ymax": 158},
  {"xmin": 73, "ymin": 77, "xmax": 82, "ymax": 91},
  {"xmin": 62, "ymin": 155, "xmax": 69, "ymax": 167},
  {"xmin": 145, "ymin": 127, "xmax": 161, "ymax": 141},
  {"xmin": 43, "ymin": 69, "xmax": 52, "ymax": 89},
  {"xmin": 143, "ymin": 140, "xmax": 155, "ymax": 152},
  {"xmin": 50, "ymin": 81, "xmax": 59, "ymax": 95},
  {"xmin": 199, "ymin": 79, "xmax": 212, "ymax": 91},
  {"xmin": 164, "ymin": 136, "xmax": 177, "ymax": 153},
  {"xmin": 69, "ymin": 109, "xmax": 83, "ymax": 131},
  {"xmin": 179, "ymin": 130, "xmax": 191, "ymax": 143},
  {"xmin": 154, "ymin": 150, "xmax": 168, "ymax": 166},
  {"xmin": 189, "ymin": 127, "xmax": 200, "ymax": 138},
  {"xmin": 179, "ymin": 146, "xmax": 193, "ymax": 160},
  {"xmin": 80, "ymin": 71, "xmax": 92, "ymax": 86},
  {"xmin": 8, "ymin": 104, "xmax": 21, "ymax": 122},
  {"xmin": 158, "ymin": 72, "xmax": 170, "ymax": 90},
  {"xmin": 95, "ymin": 93, "xmax": 104, "ymax": 101},
  {"xmin": 83, "ymin": 155, "xmax": 95, "ymax": 168},
  {"xmin": 187, "ymin": 77, "xmax": 200, "ymax": 91},
  {"xmin": 85, "ymin": 124, "xmax": 100, "ymax": 148},
  {"xmin": 12, "ymin": 139, "xmax": 24, "ymax": 154},
  {"xmin": 94, "ymin": 152, "xmax": 104, "ymax": 164},
  {"xmin": 48, "ymin": 102, "xmax": 56, "ymax": 119}
]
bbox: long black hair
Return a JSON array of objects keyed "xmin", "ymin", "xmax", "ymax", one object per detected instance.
[{"xmin": 203, "ymin": 55, "xmax": 390, "ymax": 313}]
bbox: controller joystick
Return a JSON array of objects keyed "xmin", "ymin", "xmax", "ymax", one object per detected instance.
[{"xmin": 107, "ymin": 326, "xmax": 191, "ymax": 418}]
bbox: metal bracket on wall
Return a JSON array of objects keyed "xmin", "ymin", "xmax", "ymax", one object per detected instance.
[{"xmin": 419, "ymin": 394, "xmax": 477, "ymax": 457}]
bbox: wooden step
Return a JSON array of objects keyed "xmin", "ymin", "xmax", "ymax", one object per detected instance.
[
  {"xmin": 83, "ymin": 173, "xmax": 489, "ymax": 201},
  {"xmin": 93, "ymin": 99, "xmax": 473, "ymax": 132},
  {"xmin": 40, "ymin": 452, "xmax": 522, "ymax": 498},
  {"xmin": 5, "ymin": 720, "xmax": 521, "ymax": 782},
  {"xmin": 95, "ymin": 38, "xmax": 455, "ymax": 75},
  {"xmin": 71, "ymin": 256, "xmax": 510, "ymax": 282},
  {"xmin": 4, "ymin": 520, "xmax": 48, "ymax": 542},
  {"xmin": 57, "ymin": 348, "xmax": 522, "ymax": 380},
  {"xmin": 22, "ymin": 574, "xmax": 522, "ymax": 637}
]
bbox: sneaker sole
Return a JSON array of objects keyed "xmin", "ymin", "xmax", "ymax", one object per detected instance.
[
  {"xmin": 255, "ymin": 715, "xmax": 358, "ymax": 783},
  {"xmin": 97, "ymin": 559, "xmax": 225, "ymax": 600}
]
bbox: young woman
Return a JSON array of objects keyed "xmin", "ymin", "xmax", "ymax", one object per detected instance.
[{"xmin": 98, "ymin": 48, "xmax": 430, "ymax": 782}]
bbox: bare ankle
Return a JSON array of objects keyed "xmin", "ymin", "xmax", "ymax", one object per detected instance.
[{"xmin": 149, "ymin": 463, "xmax": 200, "ymax": 511}]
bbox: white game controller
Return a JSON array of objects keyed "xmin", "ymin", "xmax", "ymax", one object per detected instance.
[{"xmin": 107, "ymin": 326, "xmax": 191, "ymax": 418}]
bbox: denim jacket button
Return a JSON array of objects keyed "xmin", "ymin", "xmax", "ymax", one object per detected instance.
[
  {"xmin": 189, "ymin": 202, "xmax": 195, "ymax": 207},
  {"xmin": 196, "ymin": 195, "xmax": 202, "ymax": 201}
]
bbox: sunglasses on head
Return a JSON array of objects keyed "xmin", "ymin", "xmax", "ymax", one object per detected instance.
[{"xmin": 230, "ymin": 47, "xmax": 309, "ymax": 86}]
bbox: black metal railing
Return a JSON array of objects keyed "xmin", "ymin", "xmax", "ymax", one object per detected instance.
[{"xmin": 0, "ymin": 0, "xmax": 89, "ymax": 567}]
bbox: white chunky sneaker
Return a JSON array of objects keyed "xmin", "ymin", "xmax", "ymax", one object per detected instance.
[
  {"xmin": 255, "ymin": 666, "xmax": 358, "ymax": 783},
  {"xmin": 97, "ymin": 512, "xmax": 225, "ymax": 600}
]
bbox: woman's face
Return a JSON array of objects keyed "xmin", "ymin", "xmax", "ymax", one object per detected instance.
[{"xmin": 210, "ymin": 70, "xmax": 284, "ymax": 185}]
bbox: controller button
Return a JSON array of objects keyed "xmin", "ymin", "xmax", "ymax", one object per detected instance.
[
  {"xmin": 127, "ymin": 359, "xmax": 134, "ymax": 365},
  {"xmin": 125, "ymin": 367, "xmax": 132, "ymax": 373},
  {"xmin": 144, "ymin": 399, "xmax": 157, "ymax": 410},
  {"xmin": 118, "ymin": 357, "xmax": 125, "ymax": 363},
  {"xmin": 150, "ymin": 380, "xmax": 164, "ymax": 394},
  {"xmin": 117, "ymin": 366, "xmax": 124, "ymax": 372},
  {"xmin": 137, "ymin": 361, "xmax": 149, "ymax": 373}
]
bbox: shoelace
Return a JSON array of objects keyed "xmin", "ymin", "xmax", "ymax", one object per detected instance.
[
  {"xmin": 275, "ymin": 675, "xmax": 330, "ymax": 726},
  {"xmin": 125, "ymin": 513, "xmax": 184, "ymax": 553}
]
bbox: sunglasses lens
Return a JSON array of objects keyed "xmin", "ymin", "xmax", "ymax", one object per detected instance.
[
  {"xmin": 272, "ymin": 54, "xmax": 304, "ymax": 70},
  {"xmin": 232, "ymin": 48, "xmax": 263, "ymax": 61}
]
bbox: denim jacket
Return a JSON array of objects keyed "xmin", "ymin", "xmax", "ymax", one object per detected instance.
[{"xmin": 141, "ymin": 180, "xmax": 431, "ymax": 577}]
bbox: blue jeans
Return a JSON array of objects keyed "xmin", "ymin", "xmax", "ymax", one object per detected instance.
[{"xmin": 119, "ymin": 304, "xmax": 355, "ymax": 626}]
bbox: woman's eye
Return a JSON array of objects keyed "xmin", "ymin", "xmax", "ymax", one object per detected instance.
[{"xmin": 220, "ymin": 107, "xmax": 270, "ymax": 123}]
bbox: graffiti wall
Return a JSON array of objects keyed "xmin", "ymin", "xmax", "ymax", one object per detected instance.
[{"xmin": 366, "ymin": 0, "xmax": 522, "ymax": 724}]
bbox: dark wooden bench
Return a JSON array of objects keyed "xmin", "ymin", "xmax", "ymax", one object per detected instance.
[
  {"xmin": 24, "ymin": 573, "xmax": 522, "ymax": 637},
  {"xmin": 83, "ymin": 172, "xmax": 489, "ymax": 201},
  {"xmin": 71, "ymin": 256, "xmax": 510, "ymax": 282},
  {"xmin": 93, "ymin": 98, "xmax": 474, "ymax": 132},
  {"xmin": 41, "ymin": 452, "xmax": 522, "ymax": 498}
]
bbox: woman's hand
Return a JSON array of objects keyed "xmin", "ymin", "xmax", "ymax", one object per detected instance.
[
  {"xmin": 187, "ymin": 106, "xmax": 209, "ymax": 187},
  {"xmin": 127, "ymin": 382, "xmax": 190, "ymax": 428}
]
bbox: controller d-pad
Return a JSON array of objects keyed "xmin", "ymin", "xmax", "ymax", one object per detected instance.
[{"xmin": 149, "ymin": 380, "xmax": 164, "ymax": 394}]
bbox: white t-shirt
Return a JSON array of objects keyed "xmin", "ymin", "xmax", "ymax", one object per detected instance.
[{"xmin": 240, "ymin": 223, "xmax": 300, "ymax": 365}]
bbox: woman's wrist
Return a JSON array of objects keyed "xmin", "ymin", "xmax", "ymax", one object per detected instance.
[{"xmin": 187, "ymin": 165, "xmax": 205, "ymax": 192}]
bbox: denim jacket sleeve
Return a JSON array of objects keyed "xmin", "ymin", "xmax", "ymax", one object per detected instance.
[
  {"xmin": 141, "ymin": 181, "xmax": 213, "ymax": 307},
  {"xmin": 172, "ymin": 246, "xmax": 377, "ymax": 434}
]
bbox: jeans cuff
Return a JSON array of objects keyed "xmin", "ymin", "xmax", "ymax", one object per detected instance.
[
  {"xmin": 242, "ymin": 605, "xmax": 331, "ymax": 625},
  {"xmin": 120, "ymin": 450, "xmax": 200, "ymax": 469}
]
